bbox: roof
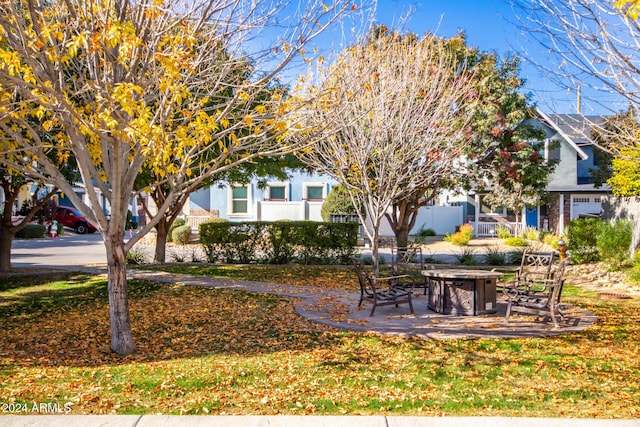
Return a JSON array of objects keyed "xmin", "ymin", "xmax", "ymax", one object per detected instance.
[
  {"xmin": 546, "ymin": 183, "xmax": 612, "ymax": 193},
  {"xmin": 535, "ymin": 108, "xmax": 607, "ymax": 160}
]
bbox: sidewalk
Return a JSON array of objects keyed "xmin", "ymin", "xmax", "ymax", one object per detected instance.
[{"xmin": 2, "ymin": 415, "xmax": 639, "ymax": 427}]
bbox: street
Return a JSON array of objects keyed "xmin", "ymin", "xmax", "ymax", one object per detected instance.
[{"xmin": 10, "ymin": 231, "xmax": 107, "ymax": 269}]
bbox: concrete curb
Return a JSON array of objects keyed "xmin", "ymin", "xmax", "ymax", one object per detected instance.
[{"xmin": 1, "ymin": 415, "xmax": 639, "ymax": 427}]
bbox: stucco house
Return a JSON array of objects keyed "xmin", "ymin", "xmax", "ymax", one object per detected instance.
[
  {"xmin": 187, "ymin": 170, "xmax": 464, "ymax": 236},
  {"xmin": 187, "ymin": 170, "xmax": 331, "ymax": 225},
  {"xmin": 186, "ymin": 109, "xmax": 612, "ymax": 238},
  {"xmin": 456, "ymin": 109, "xmax": 611, "ymax": 236}
]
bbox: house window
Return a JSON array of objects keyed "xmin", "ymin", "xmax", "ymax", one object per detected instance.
[
  {"xmin": 266, "ymin": 182, "xmax": 289, "ymax": 201},
  {"xmin": 303, "ymin": 183, "xmax": 326, "ymax": 201},
  {"xmin": 545, "ymin": 138, "xmax": 561, "ymax": 162},
  {"xmin": 229, "ymin": 184, "xmax": 251, "ymax": 216},
  {"xmin": 480, "ymin": 196, "xmax": 506, "ymax": 216}
]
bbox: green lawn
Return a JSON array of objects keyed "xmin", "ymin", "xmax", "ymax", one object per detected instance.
[{"xmin": 0, "ymin": 267, "xmax": 638, "ymax": 417}]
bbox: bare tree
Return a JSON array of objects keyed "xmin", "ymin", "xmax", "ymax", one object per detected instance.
[
  {"xmin": 297, "ymin": 29, "xmax": 475, "ymax": 276},
  {"xmin": 0, "ymin": 0, "xmax": 359, "ymax": 355},
  {"xmin": 514, "ymin": 0, "xmax": 640, "ymax": 149}
]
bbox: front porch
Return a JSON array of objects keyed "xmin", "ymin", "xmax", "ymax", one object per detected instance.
[{"xmin": 470, "ymin": 221, "xmax": 525, "ymax": 237}]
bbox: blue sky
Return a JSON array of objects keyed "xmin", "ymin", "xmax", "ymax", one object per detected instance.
[
  {"xmin": 367, "ymin": 0, "xmax": 621, "ymax": 115},
  {"xmin": 375, "ymin": 0, "xmax": 516, "ymax": 53}
]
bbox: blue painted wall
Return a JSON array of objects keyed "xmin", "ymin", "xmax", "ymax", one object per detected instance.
[{"xmin": 189, "ymin": 170, "xmax": 337, "ymax": 221}]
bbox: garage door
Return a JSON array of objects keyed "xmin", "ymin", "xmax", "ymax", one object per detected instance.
[{"xmin": 571, "ymin": 195, "xmax": 602, "ymax": 219}]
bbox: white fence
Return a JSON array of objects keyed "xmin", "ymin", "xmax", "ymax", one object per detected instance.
[
  {"xmin": 256, "ymin": 200, "xmax": 323, "ymax": 222},
  {"xmin": 471, "ymin": 221, "xmax": 524, "ymax": 237},
  {"xmin": 413, "ymin": 206, "xmax": 464, "ymax": 236},
  {"xmin": 187, "ymin": 215, "xmax": 214, "ymax": 231}
]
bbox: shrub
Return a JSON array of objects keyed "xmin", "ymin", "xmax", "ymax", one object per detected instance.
[
  {"xmin": 565, "ymin": 218, "xmax": 601, "ymax": 264},
  {"xmin": 444, "ymin": 223, "xmax": 473, "ymax": 246},
  {"xmin": 509, "ymin": 249, "xmax": 526, "ymax": 265},
  {"xmin": 521, "ymin": 226, "xmax": 540, "ymax": 241},
  {"xmin": 416, "ymin": 226, "xmax": 436, "ymax": 237},
  {"xmin": 627, "ymin": 251, "xmax": 640, "ymax": 285},
  {"xmin": 597, "ymin": 220, "xmax": 633, "ymax": 270},
  {"xmin": 495, "ymin": 224, "xmax": 512, "ymax": 239},
  {"xmin": 320, "ymin": 184, "xmax": 359, "ymax": 222},
  {"xmin": 198, "ymin": 220, "xmax": 358, "ymax": 264},
  {"xmin": 541, "ymin": 232, "xmax": 561, "ymax": 249},
  {"xmin": 455, "ymin": 247, "xmax": 477, "ymax": 265},
  {"xmin": 198, "ymin": 218, "xmax": 234, "ymax": 263},
  {"xmin": 167, "ymin": 217, "xmax": 187, "ymax": 243},
  {"xmin": 171, "ymin": 224, "xmax": 192, "ymax": 245},
  {"xmin": 504, "ymin": 236, "xmax": 528, "ymax": 247},
  {"xmin": 267, "ymin": 220, "xmax": 296, "ymax": 264},
  {"xmin": 484, "ymin": 246, "xmax": 507, "ymax": 265},
  {"xmin": 360, "ymin": 255, "xmax": 386, "ymax": 266},
  {"xmin": 413, "ymin": 226, "xmax": 436, "ymax": 244},
  {"xmin": 15, "ymin": 223, "xmax": 46, "ymax": 239},
  {"xmin": 126, "ymin": 249, "xmax": 147, "ymax": 265}
]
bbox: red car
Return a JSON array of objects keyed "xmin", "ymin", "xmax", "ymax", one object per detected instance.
[{"xmin": 54, "ymin": 206, "xmax": 97, "ymax": 234}]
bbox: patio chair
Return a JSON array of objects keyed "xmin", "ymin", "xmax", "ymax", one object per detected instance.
[
  {"xmin": 353, "ymin": 258, "xmax": 416, "ymax": 317},
  {"xmin": 504, "ymin": 260, "xmax": 567, "ymax": 327},
  {"xmin": 391, "ymin": 245, "xmax": 428, "ymax": 295},
  {"xmin": 500, "ymin": 249, "xmax": 555, "ymax": 294}
]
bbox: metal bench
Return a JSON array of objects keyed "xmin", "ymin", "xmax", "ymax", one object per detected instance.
[
  {"xmin": 353, "ymin": 259, "xmax": 415, "ymax": 317},
  {"xmin": 504, "ymin": 260, "xmax": 567, "ymax": 327}
]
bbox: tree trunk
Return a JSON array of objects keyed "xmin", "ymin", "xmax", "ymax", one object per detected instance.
[
  {"xmin": 395, "ymin": 224, "xmax": 411, "ymax": 249},
  {"xmin": 387, "ymin": 198, "xmax": 420, "ymax": 248},
  {"xmin": 105, "ymin": 233, "xmax": 136, "ymax": 355},
  {"xmin": 0, "ymin": 224, "xmax": 13, "ymax": 272},
  {"xmin": 154, "ymin": 220, "xmax": 169, "ymax": 263},
  {"xmin": 370, "ymin": 223, "xmax": 381, "ymax": 278}
]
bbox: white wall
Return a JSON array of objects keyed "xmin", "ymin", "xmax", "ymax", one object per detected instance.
[
  {"xmin": 256, "ymin": 201, "xmax": 324, "ymax": 222},
  {"xmin": 411, "ymin": 205, "xmax": 464, "ymax": 235},
  {"xmin": 365, "ymin": 205, "xmax": 464, "ymax": 237}
]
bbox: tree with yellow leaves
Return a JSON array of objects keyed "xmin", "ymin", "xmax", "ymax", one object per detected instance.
[
  {"xmin": 615, "ymin": 0, "xmax": 640, "ymax": 18},
  {"xmin": 0, "ymin": 0, "xmax": 356, "ymax": 355},
  {"xmin": 515, "ymin": 0, "xmax": 640, "ymax": 252},
  {"xmin": 0, "ymin": 90, "xmax": 80, "ymax": 271}
]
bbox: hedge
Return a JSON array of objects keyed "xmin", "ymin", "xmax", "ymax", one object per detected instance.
[
  {"xmin": 15, "ymin": 223, "xmax": 47, "ymax": 239},
  {"xmin": 199, "ymin": 220, "xmax": 358, "ymax": 264},
  {"xmin": 167, "ymin": 217, "xmax": 187, "ymax": 243},
  {"xmin": 565, "ymin": 218, "xmax": 601, "ymax": 264},
  {"xmin": 565, "ymin": 217, "xmax": 634, "ymax": 267},
  {"xmin": 171, "ymin": 224, "xmax": 192, "ymax": 245}
]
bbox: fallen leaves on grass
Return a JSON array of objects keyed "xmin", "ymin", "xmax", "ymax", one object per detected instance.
[
  {"xmin": 138, "ymin": 264, "xmax": 359, "ymax": 291},
  {"xmin": 1, "ymin": 280, "xmax": 334, "ymax": 367},
  {"xmin": 0, "ymin": 271, "xmax": 639, "ymax": 417}
]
